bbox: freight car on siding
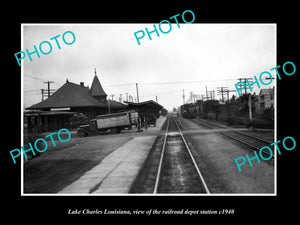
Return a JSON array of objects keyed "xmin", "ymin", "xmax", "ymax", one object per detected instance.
[{"xmin": 180, "ymin": 103, "xmax": 198, "ymax": 119}]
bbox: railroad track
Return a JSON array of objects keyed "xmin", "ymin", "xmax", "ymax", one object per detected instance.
[
  {"xmin": 153, "ymin": 117, "xmax": 210, "ymax": 194},
  {"xmin": 192, "ymin": 119, "xmax": 274, "ymax": 159}
]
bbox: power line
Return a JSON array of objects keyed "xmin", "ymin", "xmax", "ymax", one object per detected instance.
[
  {"xmin": 103, "ymin": 83, "xmax": 135, "ymax": 87},
  {"xmin": 217, "ymin": 87, "xmax": 228, "ymax": 103},
  {"xmin": 102, "ymin": 78, "xmax": 240, "ymax": 88},
  {"xmin": 24, "ymin": 73, "xmax": 63, "ymax": 87},
  {"xmin": 24, "ymin": 76, "xmax": 274, "ymax": 91},
  {"xmin": 53, "ymin": 81, "xmax": 63, "ymax": 87},
  {"xmin": 24, "ymin": 89, "xmax": 41, "ymax": 93},
  {"xmin": 24, "ymin": 73, "xmax": 48, "ymax": 82},
  {"xmin": 139, "ymin": 78, "xmax": 238, "ymax": 85},
  {"xmin": 24, "ymin": 92, "xmax": 42, "ymax": 96}
]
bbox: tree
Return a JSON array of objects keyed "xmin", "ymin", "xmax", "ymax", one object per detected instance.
[
  {"xmin": 236, "ymin": 93, "xmax": 257, "ymax": 114},
  {"xmin": 203, "ymin": 100, "xmax": 220, "ymax": 120}
]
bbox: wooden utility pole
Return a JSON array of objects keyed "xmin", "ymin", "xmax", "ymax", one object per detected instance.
[
  {"xmin": 206, "ymin": 90, "xmax": 215, "ymax": 100},
  {"xmin": 248, "ymin": 93, "xmax": 253, "ymax": 129},
  {"xmin": 136, "ymin": 83, "xmax": 139, "ymax": 103},
  {"xmin": 211, "ymin": 90, "xmax": 215, "ymax": 100},
  {"xmin": 129, "ymin": 95, "xmax": 133, "ymax": 102},
  {"xmin": 248, "ymin": 94, "xmax": 252, "ymax": 121},
  {"xmin": 43, "ymin": 81, "xmax": 54, "ymax": 97},
  {"xmin": 108, "ymin": 98, "xmax": 111, "ymax": 114},
  {"xmin": 237, "ymin": 77, "xmax": 253, "ymax": 95},
  {"xmin": 41, "ymin": 89, "xmax": 46, "ymax": 101},
  {"xmin": 41, "ymin": 81, "xmax": 55, "ymax": 100},
  {"xmin": 225, "ymin": 89, "xmax": 237, "ymax": 103},
  {"xmin": 217, "ymin": 87, "xmax": 228, "ymax": 103},
  {"xmin": 190, "ymin": 91, "xmax": 193, "ymax": 103},
  {"xmin": 244, "ymin": 78, "xmax": 253, "ymax": 94}
]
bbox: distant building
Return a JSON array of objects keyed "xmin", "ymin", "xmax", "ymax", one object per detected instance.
[
  {"xmin": 25, "ymin": 71, "xmax": 126, "ymax": 132},
  {"xmin": 259, "ymin": 88, "xmax": 274, "ymax": 110}
]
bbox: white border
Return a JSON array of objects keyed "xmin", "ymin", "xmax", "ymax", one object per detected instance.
[
  {"xmin": 21, "ymin": 23, "xmax": 277, "ymax": 196},
  {"xmin": 21, "ymin": 23, "xmax": 24, "ymax": 194}
]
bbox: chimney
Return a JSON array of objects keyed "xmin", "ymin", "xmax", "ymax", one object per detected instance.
[{"xmin": 80, "ymin": 82, "xmax": 84, "ymax": 87}]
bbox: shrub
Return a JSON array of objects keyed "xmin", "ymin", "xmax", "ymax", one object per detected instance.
[
  {"xmin": 207, "ymin": 112, "xmax": 216, "ymax": 120},
  {"xmin": 226, "ymin": 116, "xmax": 235, "ymax": 125}
]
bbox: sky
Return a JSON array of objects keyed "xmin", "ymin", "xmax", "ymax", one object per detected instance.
[{"xmin": 22, "ymin": 23, "xmax": 276, "ymax": 111}]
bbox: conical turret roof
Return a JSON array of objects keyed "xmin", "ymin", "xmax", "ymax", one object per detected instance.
[{"xmin": 90, "ymin": 71, "xmax": 107, "ymax": 98}]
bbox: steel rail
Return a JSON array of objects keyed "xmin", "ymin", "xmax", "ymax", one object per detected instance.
[
  {"xmin": 197, "ymin": 119, "xmax": 272, "ymax": 145},
  {"xmin": 194, "ymin": 119, "xmax": 272, "ymax": 158},
  {"xmin": 229, "ymin": 129, "xmax": 272, "ymax": 145},
  {"xmin": 174, "ymin": 118, "xmax": 210, "ymax": 194},
  {"xmin": 153, "ymin": 117, "xmax": 170, "ymax": 194}
]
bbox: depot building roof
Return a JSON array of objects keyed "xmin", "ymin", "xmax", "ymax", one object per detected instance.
[
  {"xmin": 27, "ymin": 75, "xmax": 126, "ymax": 110},
  {"xmin": 124, "ymin": 100, "xmax": 163, "ymax": 110}
]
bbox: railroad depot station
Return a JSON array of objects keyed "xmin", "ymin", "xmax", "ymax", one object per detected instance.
[
  {"xmin": 25, "ymin": 72, "xmax": 163, "ymax": 133},
  {"xmin": 23, "ymin": 71, "xmax": 275, "ymax": 195}
]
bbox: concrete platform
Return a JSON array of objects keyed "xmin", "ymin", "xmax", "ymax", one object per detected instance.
[{"xmin": 58, "ymin": 116, "xmax": 166, "ymax": 194}]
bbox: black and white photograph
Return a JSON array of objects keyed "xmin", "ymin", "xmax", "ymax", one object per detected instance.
[
  {"xmin": 4, "ymin": 5, "xmax": 298, "ymax": 221},
  {"xmin": 22, "ymin": 23, "xmax": 276, "ymax": 195}
]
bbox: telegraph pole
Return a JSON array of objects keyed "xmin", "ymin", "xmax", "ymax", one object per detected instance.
[
  {"xmin": 41, "ymin": 89, "xmax": 45, "ymax": 101},
  {"xmin": 237, "ymin": 78, "xmax": 243, "ymax": 94},
  {"xmin": 136, "ymin": 83, "xmax": 139, "ymax": 103},
  {"xmin": 237, "ymin": 77, "xmax": 253, "ymax": 95},
  {"xmin": 217, "ymin": 87, "xmax": 228, "ymax": 103},
  {"xmin": 248, "ymin": 93, "xmax": 252, "ymax": 124},
  {"xmin": 206, "ymin": 90, "xmax": 215, "ymax": 100},
  {"xmin": 129, "ymin": 95, "xmax": 133, "ymax": 102},
  {"xmin": 244, "ymin": 78, "xmax": 253, "ymax": 94},
  {"xmin": 211, "ymin": 90, "xmax": 215, "ymax": 100},
  {"xmin": 225, "ymin": 89, "xmax": 237, "ymax": 103},
  {"xmin": 43, "ymin": 81, "xmax": 54, "ymax": 97},
  {"xmin": 108, "ymin": 98, "xmax": 111, "ymax": 114},
  {"xmin": 182, "ymin": 89, "xmax": 185, "ymax": 104},
  {"xmin": 41, "ymin": 81, "xmax": 55, "ymax": 100}
]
